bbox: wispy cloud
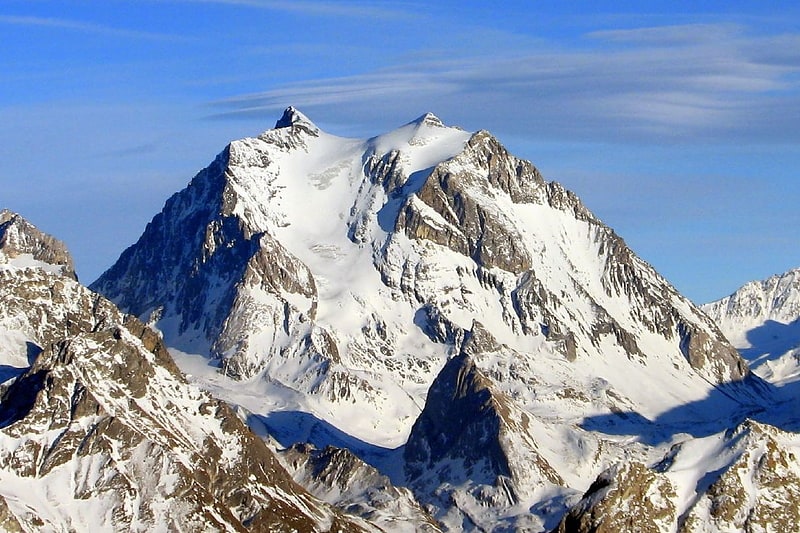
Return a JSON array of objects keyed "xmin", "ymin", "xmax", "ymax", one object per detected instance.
[
  {"xmin": 0, "ymin": 14, "xmax": 188, "ymax": 41},
  {"xmin": 162, "ymin": 0, "xmax": 420, "ymax": 19},
  {"xmin": 588, "ymin": 23, "xmax": 744, "ymax": 45},
  {"xmin": 209, "ymin": 23, "xmax": 800, "ymax": 144}
]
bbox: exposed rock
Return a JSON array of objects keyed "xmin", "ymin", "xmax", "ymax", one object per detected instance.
[
  {"xmin": 0, "ymin": 497, "xmax": 24, "ymax": 532},
  {"xmin": 404, "ymin": 351, "xmax": 514, "ymax": 484},
  {"xmin": 0, "ymin": 262, "xmax": 373, "ymax": 531},
  {"xmin": 680, "ymin": 421, "xmax": 800, "ymax": 532},
  {"xmin": 702, "ymin": 267, "xmax": 800, "ymax": 383},
  {"xmin": 0, "ymin": 209, "xmax": 77, "ymax": 279},
  {"xmin": 397, "ymin": 146, "xmax": 535, "ymax": 273},
  {"xmin": 553, "ymin": 462, "xmax": 677, "ymax": 533},
  {"xmin": 405, "ymin": 342, "xmax": 563, "ymax": 519},
  {"xmin": 85, "ymin": 109, "xmax": 771, "ymax": 530},
  {"xmin": 280, "ymin": 443, "xmax": 441, "ymax": 532}
]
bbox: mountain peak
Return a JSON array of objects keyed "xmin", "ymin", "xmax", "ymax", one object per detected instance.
[
  {"xmin": 0, "ymin": 209, "xmax": 17, "ymax": 224},
  {"xmin": 275, "ymin": 106, "xmax": 317, "ymax": 130},
  {"xmin": 411, "ymin": 112, "xmax": 444, "ymax": 128},
  {"xmin": 0, "ymin": 209, "xmax": 77, "ymax": 279}
]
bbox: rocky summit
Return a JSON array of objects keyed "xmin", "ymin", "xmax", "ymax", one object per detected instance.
[{"xmin": 1, "ymin": 109, "xmax": 799, "ymax": 531}]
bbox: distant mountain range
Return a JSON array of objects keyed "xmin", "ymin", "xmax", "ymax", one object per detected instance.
[{"xmin": 1, "ymin": 109, "xmax": 798, "ymax": 531}]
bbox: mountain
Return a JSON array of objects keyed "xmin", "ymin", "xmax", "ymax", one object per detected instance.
[
  {"xmin": 702, "ymin": 268, "xmax": 800, "ymax": 385},
  {"xmin": 552, "ymin": 419, "xmax": 800, "ymax": 533},
  {"xmin": 86, "ymin": 108, "xmax": 790, "ymax": 530},
  {"xmin": 91, "ymin": 107, "xmax": 753, "ymax": 438},
  {"xmin": 0, "ymin": 212, "xmax": 374, "ymax": 531},
  {"xmin": 0, "ymin": 209, "xmax": 76, "ymax": 280}
]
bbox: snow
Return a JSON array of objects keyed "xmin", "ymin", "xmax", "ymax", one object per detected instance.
[{"xmin": 156, "ymin": 113, "xmax": 781, "ymax": 527}]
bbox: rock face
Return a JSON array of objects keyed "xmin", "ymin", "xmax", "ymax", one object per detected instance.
[
  {"xmin": 404, "ymin": 336, "xmax": 567, "ymax": 531},
  {"xmin": 0, "ymin": 209, "xmax": 76, "ymax": 280},
  {"xmin": 279, "ymin": 443, "xmax": 440, "ymax": 533},
  {"xmin": 552, "ymin": 462, "xmax": 677, "ymax": 533},
  {"xmin": 404, "ymin": 333, "xmax": 562, "ymax": 491},
  {"xmin": 679, "ymin": 421, "xmax": 800, "ymax": 532},
  {"xmin": 703, "ymin": 268, "xmax": 800, "ymax": 335},
  {"xmin": 0, "ymin": 213, "xmax": 372, "ymax": 532},
  {"xmin": 554, "ymin": 420, "xmax": 800, "ymax": 533}
]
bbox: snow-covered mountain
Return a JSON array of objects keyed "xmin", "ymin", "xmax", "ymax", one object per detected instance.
[
  {"xmin": 85, "ymin": 108, "xmax": 800, "ymax": 530},
  {"xmin": 92, "ymin": 107, "xmax": 751, "ymax": 435},
  {"xmin": 703, "ymin": 268, "xmax": 800, "ymax": 385},
  {"xmin": 5, "ymin": 109, "xmax": 798, "ymax": 531},
  {"xmin": 0, "ymin": 212, "xmax": 374, "ymax": 531}
]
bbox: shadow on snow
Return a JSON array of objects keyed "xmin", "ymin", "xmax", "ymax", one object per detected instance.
[
  {"xmin": 580, "ymin": 373, "xmax": 800, "ymax": 446},
  {"xmin": 247, "ymin": 409, "xmax": 405, "ymax": 481},
  {"xmin": 740, "ymin": 318, "xmax": 800, "ymax": 367}
]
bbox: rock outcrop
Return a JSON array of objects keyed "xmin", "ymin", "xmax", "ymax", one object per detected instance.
[{"xmin": 0, "ymin": 209, "xmax": 76, "ymax": 279}]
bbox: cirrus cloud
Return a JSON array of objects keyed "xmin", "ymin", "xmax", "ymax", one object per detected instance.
[{"xmin": 209, "ymin": 23, "xmax": 800, "ymax": 144}]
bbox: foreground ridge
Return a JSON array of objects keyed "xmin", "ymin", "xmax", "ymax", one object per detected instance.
[{"xmin": 0, "ymin": 212, "xmax": 374, "ymax": 531}]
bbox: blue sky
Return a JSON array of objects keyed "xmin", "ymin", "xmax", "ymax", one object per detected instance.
[{"xmin": 2, "ymin": 1, "xmax": 799, "ymax": 303}]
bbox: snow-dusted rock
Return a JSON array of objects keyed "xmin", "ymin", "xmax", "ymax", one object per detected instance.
[
  {"xmin": 279, "ymin": 443, "xmax": 440, "ymax": 532},
  {"xmin": 87, "ymin": 109, "xmax": 786, "ymax": 531},
  {"xmin": 0, "ymin": 209, "xmax": 76, "ymax": 279},
  {"xmin": 0, "ymin": 214, "xmax": 374, "ymax": 532}
]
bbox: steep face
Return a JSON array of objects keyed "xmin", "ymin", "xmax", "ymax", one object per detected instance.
[
  {"xmin": 0, "ymin": 253, "xmax": 372, "ymax": 530},
  {"xmin": 404, "ymin": 351, "xmax": 515, "ymax": 484},
  {"xmin": 404, "ymin": 330, "xmax": 567, "ymax": 530},
  {"xmin": 391, "ymin": 127, "xmax": 746, "ymax": 385},
  {"xmin": 90, "ymin": 151, "xmax": 253, "ymax": 354},
  {"xmin": 0, "ymin": 210, "xmax": 76, "ymax": 280}
]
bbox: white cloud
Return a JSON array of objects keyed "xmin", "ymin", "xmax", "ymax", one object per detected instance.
[{"xmin": 209, "ymin": 23, "xmax": 800, "ymax": 144}]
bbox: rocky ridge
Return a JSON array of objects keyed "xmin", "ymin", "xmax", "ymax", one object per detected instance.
[
  {"xmin": 0, "ymin": 213, "xmax": 374, "ymax": 531},
  {"xmin": 0, "ymin": 209, "xmax": 76, "ymax": 280}
]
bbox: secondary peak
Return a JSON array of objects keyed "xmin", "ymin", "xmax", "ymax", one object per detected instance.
[
  {"xmin": 275, "ymin": 106, "xmax": 315, "ymax": 129},
  {"xmin": 413, "ymin": 112, "xmax": 444, "ymax": 128}
]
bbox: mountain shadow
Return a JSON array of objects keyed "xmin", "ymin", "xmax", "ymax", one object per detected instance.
[
  {"xmin": 248, "ymin": 410, "xmax": 401, "ymax": 476},
  {"xmin": 0, "ymin": 365, "xmax": 26, "ymax": 385},
  {"xmin": 580, "ymin": 374, "xmax": 799, "ymax": 446},
  {"xmin": 740, "ymin": 318, "xmax": 800, "ymax": 366}
]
